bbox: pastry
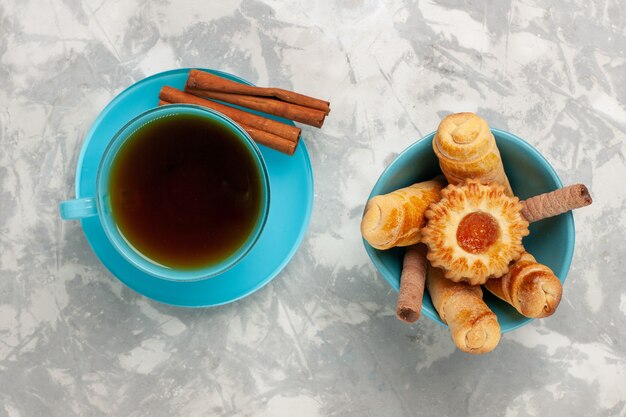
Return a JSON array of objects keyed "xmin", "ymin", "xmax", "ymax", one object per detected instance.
[
  {"xmin": 427, "ymin": 265, "xmax": 501, "ymax": 354},
  {"xmin": 421, "ymin": 180, "xmax": 529, "ymax": 285},
  {"xmin": 520, "ymin": 184, "xmax": 592, "ymax": 223},
  {"xmin": 433, "ymin": 112, "xmax": 513, "ymax": 196},
  {"xmin": 484, "ymin": 252, "xmax": 563, "ymax": 318},
  {"xmin": 396, "ymin": 244, "xmax": 428, "ymax": 323},
  {"xmin": 361, "ymin": 176, "xmax": 446, "ymax": 250}
]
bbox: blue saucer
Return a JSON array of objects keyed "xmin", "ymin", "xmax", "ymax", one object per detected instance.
[{"xmin": 75, "ymin": 68, "xmax": 314, "ymax": 307}]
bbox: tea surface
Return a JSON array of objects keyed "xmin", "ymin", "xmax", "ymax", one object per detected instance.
[{"xmin": 109, "ymin": 113, "xmax": 263, "ymax": 269}]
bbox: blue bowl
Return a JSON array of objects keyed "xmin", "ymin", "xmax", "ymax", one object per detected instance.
[{"xmin": 363, "ymin": 128, "xmax": 575, "ymax": 333}]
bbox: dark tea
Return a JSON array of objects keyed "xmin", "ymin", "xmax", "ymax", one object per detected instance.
[{"xmin": 108, "ymin": 113, "xmax": 264, "ymax": 269}]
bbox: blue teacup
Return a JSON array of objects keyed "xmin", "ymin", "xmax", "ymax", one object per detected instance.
[{"xmin": 60, "ymin": 104, "xmax": 270, "ymax": 282}]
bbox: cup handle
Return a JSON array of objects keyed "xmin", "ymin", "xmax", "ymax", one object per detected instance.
[{"xmin": 59, "ymin": 197, "xmax": 98, "ymax": 220}]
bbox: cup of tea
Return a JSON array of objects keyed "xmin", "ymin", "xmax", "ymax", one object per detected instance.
[{"xmin": 60, "ymin": 104, "xmax": 271, "ymax": 281}]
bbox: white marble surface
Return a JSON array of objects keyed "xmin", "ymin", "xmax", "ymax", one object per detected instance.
[{"xmin": 1, "ymin": 0, "xmax": 626, "ymax": 416}]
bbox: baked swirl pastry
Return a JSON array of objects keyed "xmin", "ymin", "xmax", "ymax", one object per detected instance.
[
  {"xmin": 421, "ymin": 180, "xmax": 529, "ymax": 285},
  {"xmin": 433, "ymin": 112, "xmax": 513, "ymax": 196},
  {"xmin": 361, "ymin": 176, "xmax": 446, "ymax": 250},
  {"xmin": 484, "ymin": 252, "xmax": 563, "ymax": 318},
  {"xmin": 427, "ymin": 265, "xmax": 501, "ymax": 354}
]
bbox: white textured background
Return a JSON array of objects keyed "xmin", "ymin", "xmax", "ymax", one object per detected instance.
[{"xmin": 1, "ymin": 0, "xmax": 625, "ymax": 416}]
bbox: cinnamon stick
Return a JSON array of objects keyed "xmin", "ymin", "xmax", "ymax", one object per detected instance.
[
  {"xmin": 159, "ymin": 86, "xmax": 301, "ymax": 144},
  {"xmin": 520, "ymin": 184, "xmax": 592, "ymax": 223},
  {"xmin": 187, "ymin": 69, "xmax": 330, "ymax": 114},
  {"xmin": 396, "ymin": 244, "xmax": 428, "ymax": 323},
  {"xmin": 185, "ymin": 87, "xmax": 327, "ymax": 128},
  {"xmin": 157, "ymin": 99, "xmax": 297, "ymax": 155},
  {"xmin": 236, "ymin": 124, "xmax": 297, "ymax": 155}
]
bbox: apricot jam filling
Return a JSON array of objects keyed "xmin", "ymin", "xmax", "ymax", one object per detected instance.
[{"xmin": 456, "ymin": 211, "xmax": 500, "ymax": 254}]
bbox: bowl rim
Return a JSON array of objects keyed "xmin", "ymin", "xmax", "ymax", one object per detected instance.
[{"xmin": 362, "ymin": 128, "xmax": 576, "ymax": 333}]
